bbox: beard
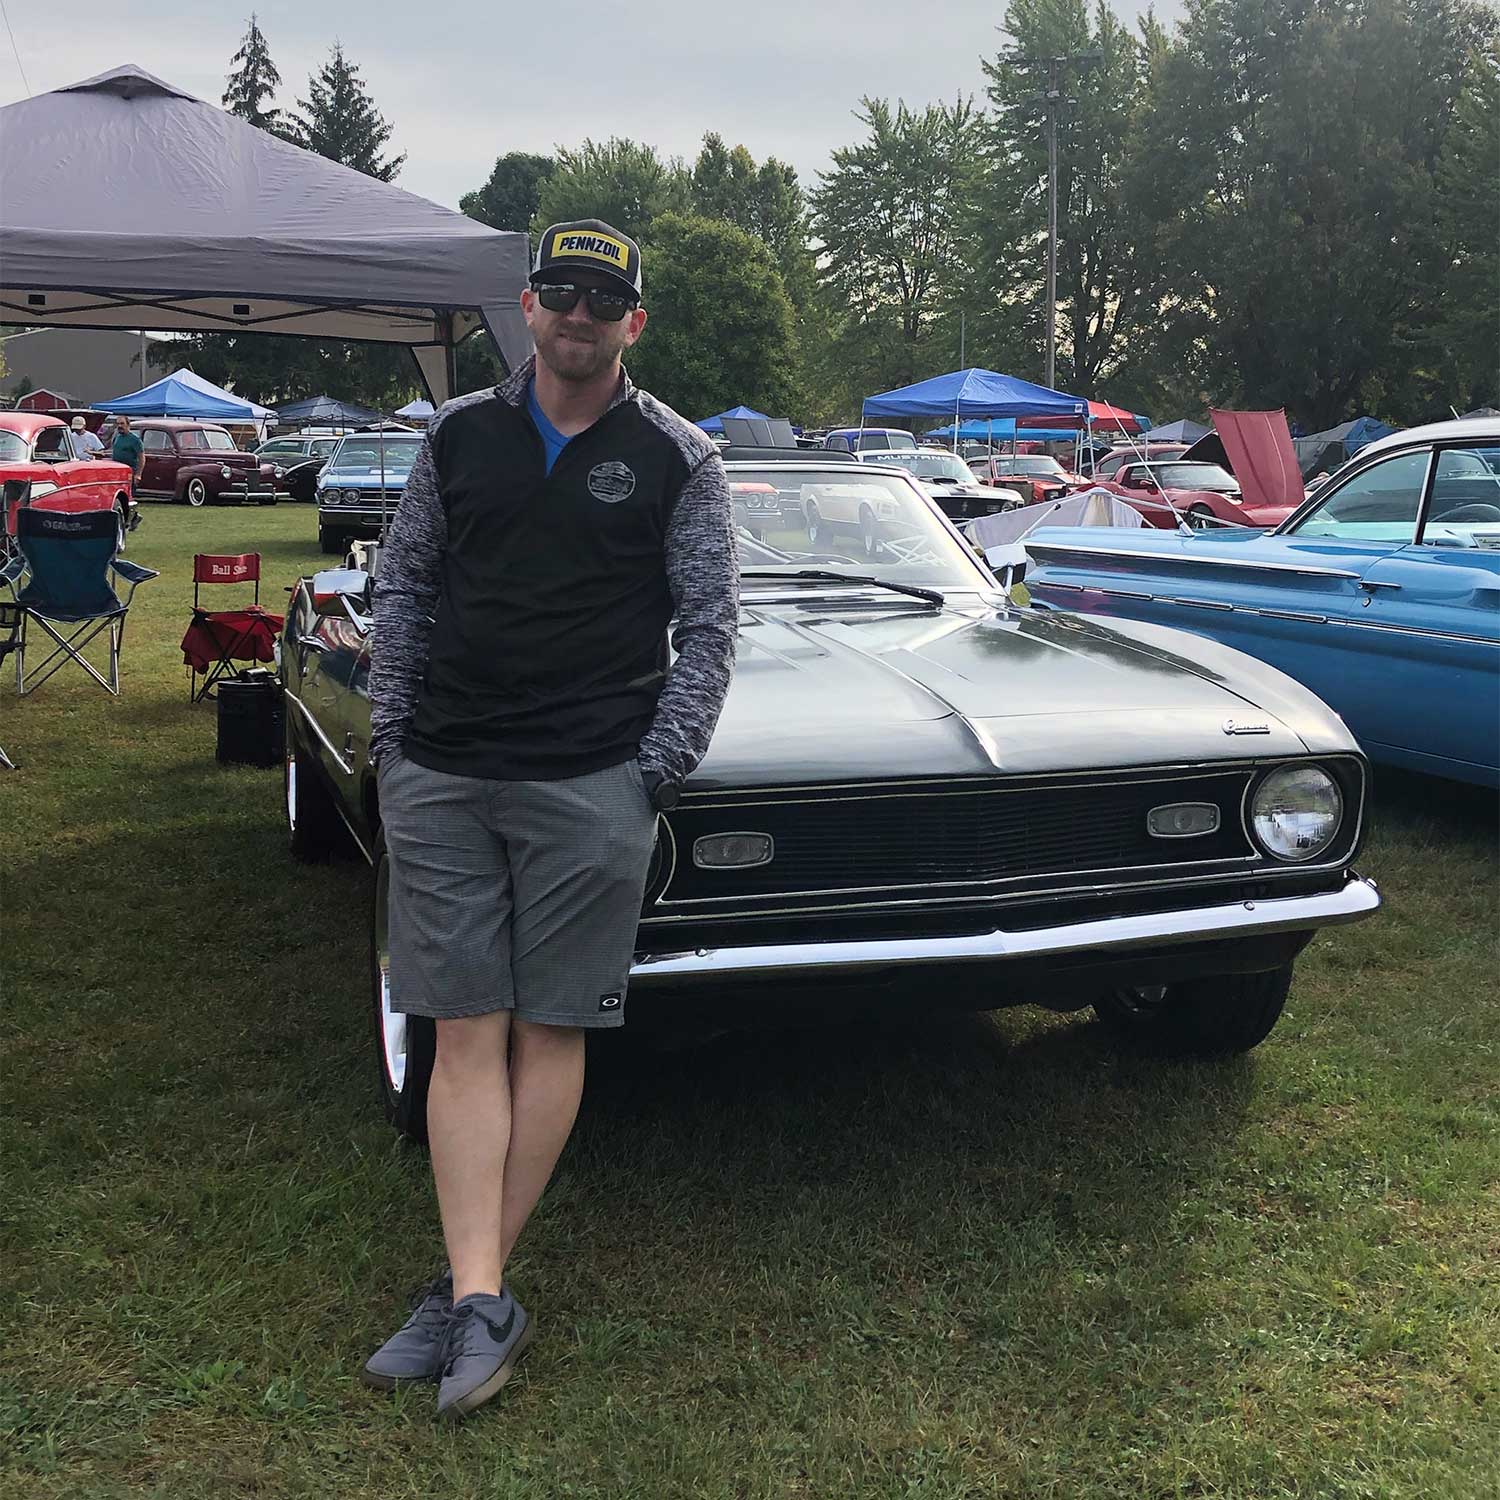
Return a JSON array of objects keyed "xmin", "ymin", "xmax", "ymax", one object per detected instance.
[{"xmin": 533, "ymin": 317, "xmax": 630, "ymax": 385}]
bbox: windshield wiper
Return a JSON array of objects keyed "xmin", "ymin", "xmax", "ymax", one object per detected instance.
[{"xmin": 740, "ymin": 569, "xmax": 945, "ymax": 606}]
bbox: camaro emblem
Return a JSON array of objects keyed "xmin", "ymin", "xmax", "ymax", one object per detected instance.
[
  {"xmin": 1222, "ymin": 717, "xmax": 1271, "ymax": 735},
  {"xmin": 588, "ymin": 461, "xmax": 636, "ymax": 504}
]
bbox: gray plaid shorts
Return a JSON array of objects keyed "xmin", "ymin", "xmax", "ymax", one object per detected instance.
[{"xmin": 377, "ymin": 752, "xmax": 658, "ymax": 1028}]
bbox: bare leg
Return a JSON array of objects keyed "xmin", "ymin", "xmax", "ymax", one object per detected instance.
[
  {"xmin": 428, "ymin": 1011, "xmax": 512, "ymax": 1303},
  {"xmin": 497, "ymin": 1020, "xmax": 587, "ymax": 1273}
]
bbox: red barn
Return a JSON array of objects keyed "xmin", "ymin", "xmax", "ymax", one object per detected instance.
[{"xmin": 14, "ymin": 386, "xmax": 78, "ymax": 412}]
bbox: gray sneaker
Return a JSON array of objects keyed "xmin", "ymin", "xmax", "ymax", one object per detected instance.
[
  {"xmin": 436, "ymin": 1290, "xmax": 535, "ymax": 1420},
  {"xmin": 361, "ymin": 1269, "xmax": 453, "ymax": 1390}
]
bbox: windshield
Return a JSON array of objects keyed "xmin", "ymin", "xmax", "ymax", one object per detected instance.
[
  {"xmin": 0, "ymin": 431, "xmax": 29, "ymax": 462},
  {"xmin": 999, "ymin": 456, "xmax": 1067, "ymax": 477},
  {"xmin": 1155, "ymin": 462, "xmax": 1238, "ymax": 492},
  {"xmin": 728, "ymin": 466, "xmax": 984, "ymax": 590},
  {"xmin": 201, "ymin": 429, "xmax": 237, "ymax": 451},
  {"xmin": 865, "ymin": 451, "xmax": 972, "ymax": 483},
  {"xmin": 331, "ymin": 437, "xmax": 422, "ymax": 469}
]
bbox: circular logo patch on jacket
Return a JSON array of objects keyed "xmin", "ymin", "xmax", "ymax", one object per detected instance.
[{"xmin": 588, "ymin": 461, "xmax": 636, "ymax": 504}]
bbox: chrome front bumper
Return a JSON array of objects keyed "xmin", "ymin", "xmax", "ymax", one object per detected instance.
[{"xmin": 629, "ymin": 874, "xmax": 1379, "ymax": 987}]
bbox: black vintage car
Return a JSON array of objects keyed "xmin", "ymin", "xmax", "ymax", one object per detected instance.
[{"xmin": 278, "ymin": 459, "xmax": 1379, "ymax": 1143}]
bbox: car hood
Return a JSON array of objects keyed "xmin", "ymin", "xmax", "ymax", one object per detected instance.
[
  {"xmin": 691, "ymin": 590, "xmax": 1350, "ymax": 789},
  {"xmin": 319, "ymin": 467, "xmax": 414, "ymax": 487}
]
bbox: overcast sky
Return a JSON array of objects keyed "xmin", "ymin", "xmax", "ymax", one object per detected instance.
[{"xmin": 0, "ymin": 1, "xmax": 1180, "ymax": 214}]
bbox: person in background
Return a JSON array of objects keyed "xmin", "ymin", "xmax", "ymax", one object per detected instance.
[
  {"xmin": 70, "ymin": 416, "xmax": 105, "ymax": 460},
  {"xmin": 109, "ymin": 414, "xmax": 144, "ymax": 488}
]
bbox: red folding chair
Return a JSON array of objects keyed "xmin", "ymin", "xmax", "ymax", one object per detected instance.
[{"xmin": 182, "ymin": 553, "xmax": 284, "ymax": 702}]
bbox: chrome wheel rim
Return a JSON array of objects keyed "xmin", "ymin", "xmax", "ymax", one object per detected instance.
[
  {"xmin": 284, "ymin": 743, "xmax": 296, "ymax": 833},
  {"xmin": 187, "ymin": 480, "xmax": 206, "ymax": 506},
  {"xmin": 374, "ymin": 856, "xmax": 406, "ymax": 1093}
]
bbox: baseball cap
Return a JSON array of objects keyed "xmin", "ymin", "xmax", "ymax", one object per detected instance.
[
  {"xmin": 71, "ymin": 416, "xmax": 87, "ymax": 430},
  {"xmin": 531, "ymin": 219, "xmax": 642, "ymax": 300}
]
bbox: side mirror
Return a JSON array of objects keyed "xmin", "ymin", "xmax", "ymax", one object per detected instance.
[
  {"xmin": 984, "ymin": 541, "xmax": 1030, "ymax": 592},
  {"xmin": 311, "ymin": 567, "xmax": 371, "ymax": 617}
]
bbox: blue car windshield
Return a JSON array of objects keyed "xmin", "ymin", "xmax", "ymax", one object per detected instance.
[{"xmin": 331, "ymin": 437, "xmax": 421, "ymax": 470}]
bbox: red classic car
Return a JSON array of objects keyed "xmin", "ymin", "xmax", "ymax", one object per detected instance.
[
  {"xmin": 1097, "ymin": 459, "xmax": 1299, "ymax": 530},
  {"xmin": 968, "ymin": 453, "xmax": 1083, "ymax": 505},
  {"xmin": 1, "ymin": 412, "xmax": 137, "ymax": 541},
  {"xmin": 1092, "ymin": 442, "xmax": 1188, "ymax": 480},
  {"xmin": 132, "ymin": 419, "xmax": 277, "ymax": 506}
]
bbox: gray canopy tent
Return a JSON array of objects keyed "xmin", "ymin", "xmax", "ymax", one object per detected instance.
[{"xmin": 0, "ymin": 66, "xmax": 533, "ymax": 404}]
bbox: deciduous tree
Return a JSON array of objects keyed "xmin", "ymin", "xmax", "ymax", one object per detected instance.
[
  {"xmin": 625, "ymin": 214, "xmax": 798, "ymax": 422},
  {"xmin": 532, "ymin": 139, "xmax": 691, "ymax": 240},
  {"xmin": 461, "ymin": 152, "xmax": 557, "ymax": 232},
  {"xmin": 809, "ymin": 97, "xmax": 982, "ymax": 410}
]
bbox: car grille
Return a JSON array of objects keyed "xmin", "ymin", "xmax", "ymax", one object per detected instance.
[{"xmin": 659, "ymin": 770, "xmax": 1258, "ymax": 907}]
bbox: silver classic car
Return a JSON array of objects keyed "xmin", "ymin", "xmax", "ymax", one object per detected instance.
[{"xmin": 279, "ymin": 459, "xmax": 1379, "ymax": 1143}]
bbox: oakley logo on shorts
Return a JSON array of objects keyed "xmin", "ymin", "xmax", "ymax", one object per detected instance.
[{"xmin": 599, "ymin": 992, "xmax": 622, "ymax": 1012}]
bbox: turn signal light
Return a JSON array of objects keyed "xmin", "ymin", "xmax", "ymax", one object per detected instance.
[
  {"xmin": 1147, "ymin": 803, "xmax": 1220, "ymax": 838},
  {"xmin": 693, "ymin": 833, "xmax": 774, "ymax": 869}
]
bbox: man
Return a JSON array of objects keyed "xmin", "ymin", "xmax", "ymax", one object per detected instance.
[
  {"xmin": 69, "ymin": 416, "xmax": 104, "ymax": 460},
  {"xmin": 108, "ymin": 415, "xmax": 143, "ymax": 486},
  {"xmin": 364, "ymin": 219, "xmax": 738, "ymax": 1420}
]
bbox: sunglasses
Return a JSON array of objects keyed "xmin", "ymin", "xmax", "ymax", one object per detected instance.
[{"xmin": 534, "ymin": 282, "xmax": 637, "ymax": 323}]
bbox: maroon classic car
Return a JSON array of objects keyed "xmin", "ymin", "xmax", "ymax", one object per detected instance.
[
  {"xmin": 2, "ymin": 411, "xmax": 137, "ymax": 539},
  {"xmin": 133, "ymin": 420, "xmax": 277, "ymax": 506}
]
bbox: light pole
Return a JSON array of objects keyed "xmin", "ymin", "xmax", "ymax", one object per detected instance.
[{"xmin": 1005, "ymin": 47, "xmax": 1102, "ymax": 392}]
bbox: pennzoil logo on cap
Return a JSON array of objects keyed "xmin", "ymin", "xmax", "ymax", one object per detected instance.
[{"xmin": 551, "ymin": 230, "xmax": 629, "ymax": 269}]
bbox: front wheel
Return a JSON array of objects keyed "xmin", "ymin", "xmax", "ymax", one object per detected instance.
[
  {"xmin": 372, "ymin": 825, "xmax": 435, "ymax": 1145},
  {"xmin": 184, "ymin": 477, "xmax": 207, "ymax": 507},
  {"xmin": 805, "ymin": 502, "xmax": 823, "ymax": 547},
  {"xmin": 284, "ymin": 719, "xmax": 348, "ymax": 863},
  {"xmin": 1093, "ymin": 964, "xmax": 1293, "ymax": 1056},
  {"xmin": 1186, "ymin": 504, "xmax": 1216, "ymax": 530},
  {"xmin": 859, "ymin": 504, "xmax": 880, "ymax": 558},
  {"xmin": 318, "ymin": 526, "xmax": 343, "ymax": 556}
]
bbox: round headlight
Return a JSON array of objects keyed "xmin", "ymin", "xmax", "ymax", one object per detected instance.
[
  {"xmin": 1250, "ymin": 764, "xmax": 1342, "ymax": 862},
  {"xmin": 220, "ymin": 465, "xmax": 232, "ymax": 479}
]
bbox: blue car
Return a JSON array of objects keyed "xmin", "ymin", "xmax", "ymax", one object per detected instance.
[
  {"xmin": 316, "ymin": 429, "xmax": 422, "ymax": 555},
  {"xmin": 1022, "ymin": 418, "xmax": 1500, "ymax": 788}
]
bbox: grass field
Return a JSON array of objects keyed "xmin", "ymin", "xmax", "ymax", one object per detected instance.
[{"xmin": 2, "ymin": 504, "xmax": 1498, "ymax": 1499}]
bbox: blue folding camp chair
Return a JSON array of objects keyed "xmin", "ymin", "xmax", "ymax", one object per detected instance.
[{"xmin": 2, "ymin": 506, "xmax": 158, "ymax": 696}]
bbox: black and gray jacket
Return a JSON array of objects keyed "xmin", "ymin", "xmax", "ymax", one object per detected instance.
[{"xmin": 369, "ymin": 357, "xmax": 738, "ymax": 783}]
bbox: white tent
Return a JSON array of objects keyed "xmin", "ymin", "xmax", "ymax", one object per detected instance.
[{"xmin": 0, "ymin": 66, "xmax": 533, "ymax": 403}]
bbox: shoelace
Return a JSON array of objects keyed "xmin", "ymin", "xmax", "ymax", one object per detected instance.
[
  {"xmin": 438, "ymin": 1297, "xmax": 515, "ymax": 1377},
  {"xmin": 406, "ymin": 1273, "xmax": 453, "ymax": 1333}
]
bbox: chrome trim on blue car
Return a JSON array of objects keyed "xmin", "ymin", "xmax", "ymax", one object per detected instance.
[
  {"xmin": 630, "ymin": 875, "xmax": 1380, "ymax": 985},
  {"xmin": 1025, "ymin": 540, "xmax": 1363, "ymax": 580}
]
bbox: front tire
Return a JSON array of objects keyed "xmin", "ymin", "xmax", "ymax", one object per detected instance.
[
  {"xmin": 372, "ymin": 825, "xmax": 435, "ymax": 1145},
  {"xmin": 1093, "ymin": 964, "xmax": 1293, "ymax": 1056},
  {"xmin": 859, "ymin": 504, "xmax": 880, "ymax": 558},
  {"xmin": 318, "ymin": 526, "xmax": 343, "ymax": 556},
  {"xmin": 285, "ymin": 718, "xmax": 347, "ymax": 863},
  {"xmin": 1187, "ymin": 504, "xmax": 1216, "ymax": 530},
  {"xmin": 805, "ymin": 502, "xmax": 823, "ymax": 547},
  {"xmin": 185, "ymin": 477, "xmax": 207, "ymax": 507}
]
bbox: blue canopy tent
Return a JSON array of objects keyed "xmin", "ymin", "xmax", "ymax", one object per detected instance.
[
  {"xmin": 864, "ymin": 368, "xmax": 1088, "ymax": 458},
  {"xmin": 926, "ymin": 419, "xmax": 1083, "ymax": 443},
  {"xmin": 863, "ymin": 368, "xmax": 1086, "ymax": 421},
  {"xmin": 1292, "ymin": 417, "xmax": 1397, "ymax": 475},
  {"xmin": 98, "ymin": 368, "xmax": 256, "ymax": 421},
  {"xmin": 697, "ymin": 404, "xmax": 769, "ymax": 434}
]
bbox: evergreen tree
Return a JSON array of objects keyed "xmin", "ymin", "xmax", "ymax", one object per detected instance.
[
  {"xmin": 293, "ymin": 44, "xmax": 406, "ymax": 182},
  {"xmin": 222, "ymin": 14, "xmax": 284, "ymax": 135}
]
